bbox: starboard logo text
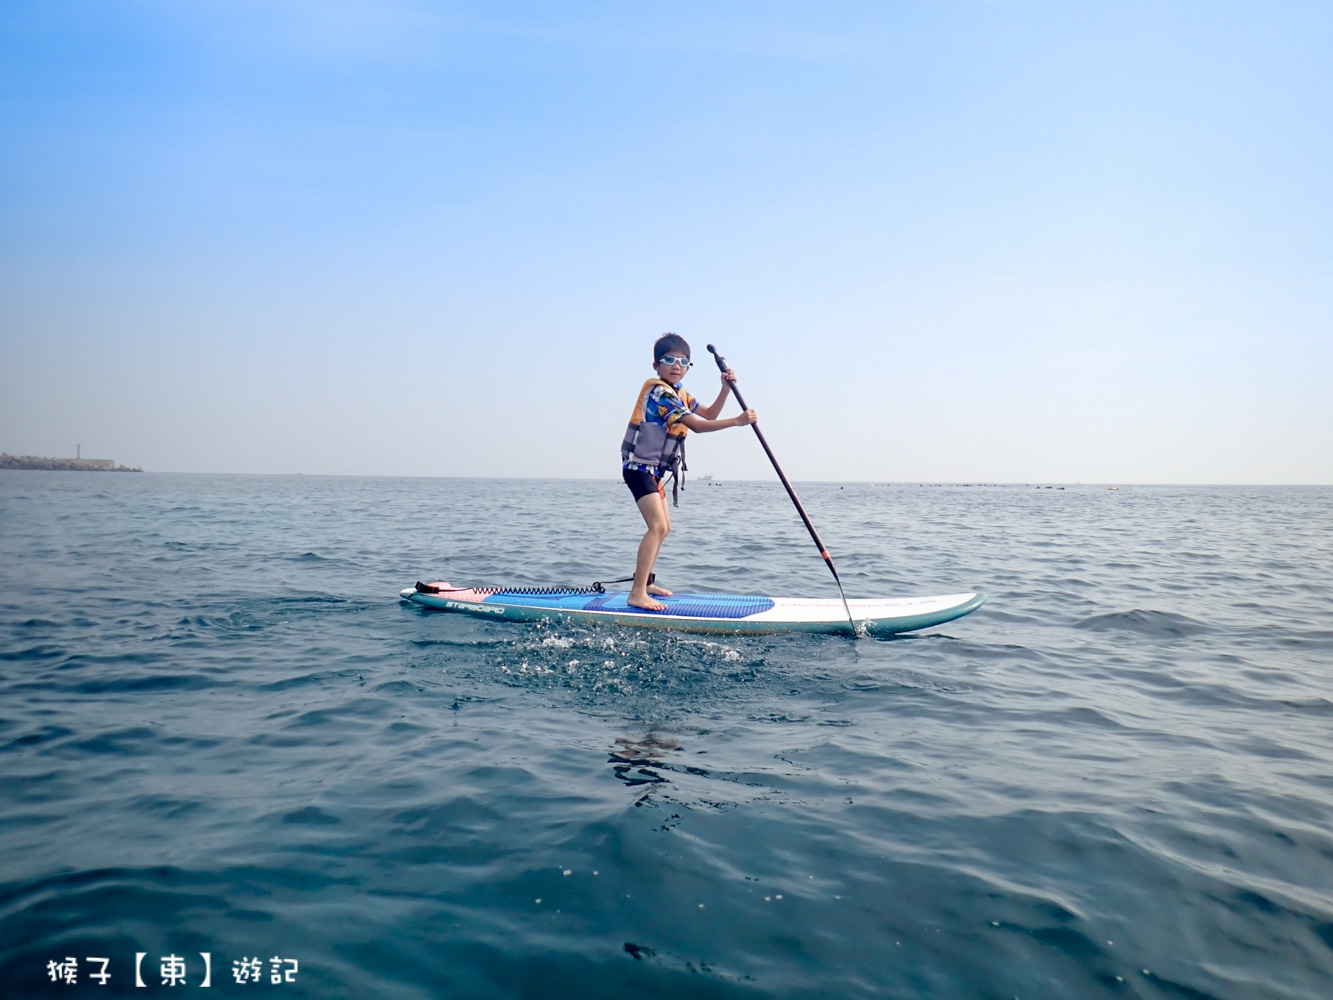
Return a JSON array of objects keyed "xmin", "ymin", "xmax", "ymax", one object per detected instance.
[{"xmin": 445, "ymin": 601, "xmax": 505, "ymax": 615}]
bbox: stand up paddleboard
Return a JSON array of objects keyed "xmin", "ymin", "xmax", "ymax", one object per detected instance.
[{"xmin": 400, "ymin": 581, "xmax": 984, "ymax": 637}]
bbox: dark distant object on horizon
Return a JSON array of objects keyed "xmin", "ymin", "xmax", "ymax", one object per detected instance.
[{"xmin": 0, "ymin": 453, "xmax": 143, "ymax": 472}]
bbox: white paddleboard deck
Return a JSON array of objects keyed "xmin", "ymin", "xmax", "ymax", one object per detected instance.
[{"xmin": 400, "ymin": 582, "xmax": 985, "ymax": 637}]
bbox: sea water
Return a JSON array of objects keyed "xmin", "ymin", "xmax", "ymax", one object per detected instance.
[{"xmin": 1, "ymin": 472, "xmax": 1331, "ymax": 999}]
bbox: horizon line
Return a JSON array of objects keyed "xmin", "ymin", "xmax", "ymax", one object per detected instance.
[{"xmin": 2, "ymin": 469, "xmax": 1329, "ymax": 488}]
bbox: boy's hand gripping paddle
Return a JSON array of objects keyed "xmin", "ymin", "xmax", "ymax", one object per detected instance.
[{"xmin": 706, "ymin": 344, "xmax": 858, "ymax": 636}]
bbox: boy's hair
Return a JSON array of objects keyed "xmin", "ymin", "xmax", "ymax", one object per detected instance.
[{"xmin": 653, "ymin": 333, "xmax": 691, "ymax": 363}]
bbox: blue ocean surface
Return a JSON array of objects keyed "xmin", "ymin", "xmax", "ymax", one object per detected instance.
[{"xmin": 2, "ymin": 472, "xmax": 1332, "ymax": 999}]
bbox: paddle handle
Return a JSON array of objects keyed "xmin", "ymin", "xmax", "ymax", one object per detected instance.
[{"xmin": 706, "ymin": 344, "xmax": 751, "ymax": 411}]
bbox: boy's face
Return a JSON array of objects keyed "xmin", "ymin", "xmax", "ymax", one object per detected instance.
[{"xmin": 654, "ymin": 352, "xmax": 691, "ymax": 385}]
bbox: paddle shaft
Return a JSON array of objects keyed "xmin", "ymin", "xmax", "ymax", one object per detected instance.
[{"xmin": 706, "ymin": 344, "xmax": 857, "ymax": 634}]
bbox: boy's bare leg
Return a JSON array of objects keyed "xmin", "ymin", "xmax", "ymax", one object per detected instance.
[
  {"xmin": 628, "ymin": 491, "xmax": 671, "ymax": 610},
  {"xmin": 645, "ymin": 493, "xmax": 673, "ymax": 595}
]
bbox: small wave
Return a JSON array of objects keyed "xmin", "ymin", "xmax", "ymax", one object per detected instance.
[
  {"xmin": 4, "ymin": 724, "xmax": 75, "ymax": 751},
  {"xmin": 272, "ymin": 594, "xmax": 354, "ymax": 606},
  {"xmin": 282, "ymin": 805, "xmax": 340, "ymax": 826},
  {"xmin": 67, "ymin": 726, "xmax": 160, "ymax": 756},
  {"xmin": 74, "ymin": 672, "xmax": 215, "ymax": 695},
  {"xmin": 0, "ymin": 643, "xmax": 67, "ymax": 661},
  {"xmin": 1074, "ymin": 609, "xmax": 1213, "ymax": 638}
]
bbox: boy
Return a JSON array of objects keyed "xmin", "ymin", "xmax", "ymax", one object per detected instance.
[{"xmin": 621, "ymin": 333, "xmax": 757, "ymax": 610}]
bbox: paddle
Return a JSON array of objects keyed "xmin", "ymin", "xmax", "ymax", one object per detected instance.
[{"xmin": 706, "ymin": 344, "xmax": 858, "ymax": 635}]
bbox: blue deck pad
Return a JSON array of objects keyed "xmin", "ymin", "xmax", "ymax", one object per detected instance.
[
  {"xmin": 487, "ymin": 590, "xmax": 776, "ymax": 619},
  {"xmin": 483, "ymin": 590, "xmax": 607, "ymax": 611}
]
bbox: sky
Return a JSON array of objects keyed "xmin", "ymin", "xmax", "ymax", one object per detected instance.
[{"xmin": 1, "ymin": 0, "xmax": 1330, "ymax": 483}]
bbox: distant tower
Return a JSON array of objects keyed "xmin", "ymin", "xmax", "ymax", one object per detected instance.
[{"xmin": 77, "ymin": 444, "xmax": 81, "ymax": 459}]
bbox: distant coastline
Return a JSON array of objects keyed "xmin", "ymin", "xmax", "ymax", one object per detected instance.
[{"xmin": 0, "ymin": 453, "xmax": 143, "ymax": 472}]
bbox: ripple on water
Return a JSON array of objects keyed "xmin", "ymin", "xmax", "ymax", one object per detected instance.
[{"xmin": 1073, "ymin": 608, "xmax": 1216, "ymax": 638}]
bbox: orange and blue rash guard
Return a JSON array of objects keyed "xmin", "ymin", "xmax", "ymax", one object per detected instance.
[{"xmin": 621, "ymin": 379, "xmax": 699, "ymax": 475}]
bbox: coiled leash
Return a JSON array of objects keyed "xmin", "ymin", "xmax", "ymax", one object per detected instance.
[{"xmin": 415, "ymin": 574, "xmax": 657, "ymax": 597}]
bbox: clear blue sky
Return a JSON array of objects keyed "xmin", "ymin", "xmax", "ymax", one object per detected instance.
[{"xmin": 2, "ymin": 1, "xmax": 1329, "ymax": 482}]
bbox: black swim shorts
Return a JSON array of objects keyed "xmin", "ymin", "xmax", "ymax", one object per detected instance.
[{"xmin": 623, "ymin": 468, "xmax": 663, "ymax": 501}]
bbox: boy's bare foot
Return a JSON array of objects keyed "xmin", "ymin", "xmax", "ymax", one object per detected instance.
[
  {"xmin": 627, "ymin": 591, "xmax": 668, "ymax": 611},
  {"xmin": 647, "ymin": 583, "xmax": 673, "ymax": 596}
]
